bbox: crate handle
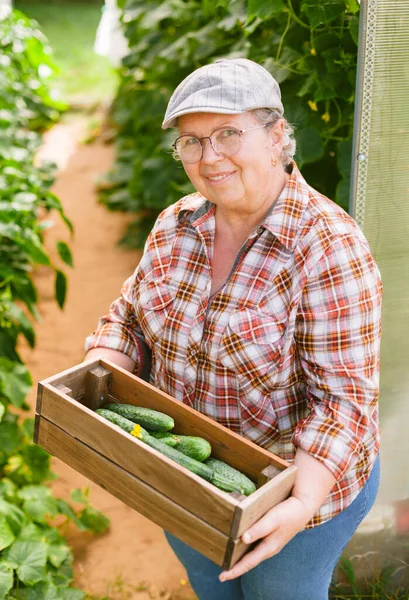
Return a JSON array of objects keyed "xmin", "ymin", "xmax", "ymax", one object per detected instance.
[
  {"xmin": 84, "ymin": 365, "xmax": 112, "ymax": 410},
  {"xmin": 257, "ymin": 464, "xmax": 282, "ymax": 488}
]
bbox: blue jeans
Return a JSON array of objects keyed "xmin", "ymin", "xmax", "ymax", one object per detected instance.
[{"xmin": 165, "ymin": 455, "xmax": 380, "ymax": 600}]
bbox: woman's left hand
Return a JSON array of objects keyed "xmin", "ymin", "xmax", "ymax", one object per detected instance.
[{"xmin": 219, "ymin": 495, "xmax": 314, "ymax": 582}]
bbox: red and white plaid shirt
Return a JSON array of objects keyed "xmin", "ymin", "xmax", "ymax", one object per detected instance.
[{"xmin": 85, "ymin": 165, "xmax": 382, "ymax": 527}]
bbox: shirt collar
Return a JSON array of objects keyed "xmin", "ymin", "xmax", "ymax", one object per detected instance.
[
  {"xmin": 261, "ymin": 164, "xmax": 311, "ymax": 251},
  {"xmin": 177, "ymin": 195, "xmax": 213, "ymax": 225},
  {"xmin": 177, "ymin": 164, "xmax": 310, "ymax": 251}
]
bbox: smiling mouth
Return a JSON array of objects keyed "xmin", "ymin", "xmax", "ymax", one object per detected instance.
[{"xmin": 204, "ymin": 172, "xmax": 235, "ymax": 182}]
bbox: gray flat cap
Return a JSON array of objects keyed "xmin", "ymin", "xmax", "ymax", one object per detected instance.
[{"xmin": 162, "ymin": 58, "xmax": 284, "ymax": 129}]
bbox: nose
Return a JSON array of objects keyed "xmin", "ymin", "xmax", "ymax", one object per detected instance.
[{"xmin": 201, "ymin": 136, "xmax": 223, "ymax": 164}]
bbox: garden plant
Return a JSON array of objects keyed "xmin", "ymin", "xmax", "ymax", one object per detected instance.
[{"xmin": 0, "ymin": 7, "xmax": 109, "ymax": 599}]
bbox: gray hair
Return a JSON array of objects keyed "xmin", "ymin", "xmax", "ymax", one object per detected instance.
[{"xmin": 252, "ymin": 108, "xmax": 296, "ymax": 168}]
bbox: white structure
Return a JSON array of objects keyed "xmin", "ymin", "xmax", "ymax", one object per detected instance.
[
  {"xmin": 94, "ymin": 0, "xmax": 128, "ymax": 67},
  {"xmin": 345, "ymin": 0, "xmax": 409, "ymax": 585}
]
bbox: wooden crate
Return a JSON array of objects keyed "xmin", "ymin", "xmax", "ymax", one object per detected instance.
[{"xmin": 34, "ymin": 358, "xmax": 297, "ymax": 570}]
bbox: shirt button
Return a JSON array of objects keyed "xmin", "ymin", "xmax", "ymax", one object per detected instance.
[
  {"xmin": 190, "ymin": 349, "xmax": 197, "ymax": 356},
  {"xmin": 186, "ymin": 386, "xmax": 193, "ymax": 394}
]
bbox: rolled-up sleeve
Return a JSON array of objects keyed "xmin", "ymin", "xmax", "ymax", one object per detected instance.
[
  {"xmin": 84, "ymin": 270, "xmax": 148, "ymax": 372},
  {"xmin": 292, "ymin": 234, "xmax": 382, "ymax": 480},
  {"xmin": 84, "ymin": 205, "xmax": 174, "ymax": 376}
]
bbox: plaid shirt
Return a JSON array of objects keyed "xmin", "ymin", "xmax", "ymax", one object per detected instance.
[{"xmin": 85, "ymin": 165, "xmax": 382, "ymax": 527}]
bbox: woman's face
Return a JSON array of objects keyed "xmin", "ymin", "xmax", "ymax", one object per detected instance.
[{"xmin": 177, "ymin": 111, "xmax": 286, "ymax": 218}]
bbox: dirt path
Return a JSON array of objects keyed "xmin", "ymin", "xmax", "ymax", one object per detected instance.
[{"xmin": 19, "ymin": 113, "xmax": 197, "ymax": 600}]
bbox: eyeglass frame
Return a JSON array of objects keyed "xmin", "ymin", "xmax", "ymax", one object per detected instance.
[{"xmin": 171, "ymin": 123, "xmax": 271, "ymax": 163}]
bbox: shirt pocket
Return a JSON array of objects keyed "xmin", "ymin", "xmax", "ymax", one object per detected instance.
[
  {"xmin": 134, "ymin": 279, "xmax": 178, "ymax": 346},
  {"xmin": 218, "ymin": 307, "xmax": 287, "ymax": 394},
  {"xmin": 218, "ymin": 307, "xmax": 286, "ymax": 444}
]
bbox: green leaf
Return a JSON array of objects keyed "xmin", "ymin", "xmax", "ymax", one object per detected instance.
[
  {"xmin": 7, "ymin": 303, "xmax": 36, "ymax": 348},
  {"xmin": 295, "ymin": 127, "xmax": 324, "ymax": 166},
  {"xmin": 25, "ymin": 581, "xmax": 60, "ymax": 600},
  {"xmin": 49, "ymin": 574, "xmax": 72, "ymax": 590},
  {"xmin": 44, "ymin": 194, "xmax": 73, "ymax": 234},
  {"xmin": 262, "ymin": 47, "xmax": 301, "ymax": 84},
  {"xmin": 41, "ymin": 526, "xmax": 63, "ymax": 545},
  {"xmin": 301, "ymin": 0, "xmax": 345, "ymax": 27},
  {"xmin": 139, "ymin": 3, "xmax": 174, "ymax": 30},
  {"xmin": 47, "ymin": 543, "xmax": 71, "ymax": 568},
  {"xmin": 54, "ymin": 499, "xmax": 86, "ymax": 531},
  {"xmin": 23, "ymin": 496, "xmax": 58, "ymax": 524},
  {"xmin": 17, "ymin": 485, "xmax": 52, "ymax": 502},
  {"xmin": 55, "ymin": 269, "xmax": 67, "ymax": 309},
  {"xmin": 0, "ymin": 334, "xmax": 20, "ymax": 363},
  {"xmin": 315, "ymin": 79, "xmax": 338, "ymax": 102},
  {"xmin": 296, "ymin": 74, "xmax": 316, "ymax": 98},
  {"xmin": 0, "ymin": 223, "xmax": 50, "ymax": 266},
  {"xmin": 21, "ymin": 418, "xmax": 35, "ymax": 441},
  {"xmin": 0, "ymin": 479, "xmax": 17, "ymax": 502},
  {"xmin": 56, "ymin": 241, "xmax": 73, "ymax": 268},
  {"xmin": 312, "ymin": 32, "xmax": 340, "ymax": 53},
  {"xmin": 340, "ymin": 557, "xmax": 358, "ymax": 591},
  {"xmin": 349, "ymin": 15, "xmax": 359, "ymax": 45},
  {"xmin": 0, "ymin": 516, "xmax": 15, "ymax": 551},
  {"xmin": 248, "ymin": 0, "xmax": 285, "ymax": 20},
  {"xmin": 78, "ymin": 506, "xmax": 110, "ymax": 534},
  {"xmin": 337, "ymin": 137, "xmax": 353, "ymax": 178},
  {"xmin": 58, "ymin": 589, "xmax": 85, "ymax": 600},
  {"xmin": 4, "ymin": 540, "xmax": 47, "ymax": 585},
  {"xmin": 346, "ymin": 0, "xmax": 360, "ymax": 14},
  {"xmin": 21, "ymin": 444, "xmax": 51, "ymax": 484},
  {"xmin": 0, "ymin": 561, "xmax": 13, "ymax": 599},
  {"xmin": 0, "ymin": 421, "xmax": 23, "ymax": 453},
  {"xmin": 0, "ymin": 358, "xmax": 32, "ymax": 409},
  {"xmin": 49, "ymin": 558, "xmax": 74, "ymax": 587},
  {"xmin": 17, "ymin": 522, "xmax": 43, "ymax": 542},
  {"xmin": 0, "ymin": 405, "xmax": 4, "ymax": 423},
  {"xmin": 69, "ymin": 488, "xmax": 89, "ymax": 505},
  {"xmin": 284, "ymin": 95, "xmax": 309, "ymax": 127},
  {"xmin": 0, "ymin": 499, "xmax": 25, "ymax": 536}
]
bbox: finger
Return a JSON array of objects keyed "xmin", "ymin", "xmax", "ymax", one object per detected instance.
[
  {"xmin": 219, "ymin": 536, "xmax": 278, "ymax": 581},
  {"xmin": 241, "ymin": 509, "xmax": 279, "ymax": 544}
]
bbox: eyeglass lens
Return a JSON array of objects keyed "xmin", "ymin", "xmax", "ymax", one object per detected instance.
[{"xmin": 175, "ymin": 128, "xmax": 241, "ymax": 163}]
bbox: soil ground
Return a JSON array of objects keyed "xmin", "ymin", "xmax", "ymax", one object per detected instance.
[{"xmin": 19, "ymin": 112, "xmax": 197, "ymax": 600}]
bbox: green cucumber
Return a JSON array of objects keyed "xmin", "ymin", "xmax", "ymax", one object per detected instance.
[
  {"xmin": 96, "ymin": 409, "xmax": 254, "ymax": 495},
  {"xmin": 210, "ymin": 472, "xmax": 251, "ymax": 495},
  {"xmin": 103, "ymin": 403, "xmax": 174, "ymax": 432},
  {"xmin": 205, "ymin": 457, "xmax": 257, "ymax": 496},
  {"xmin": 133, "ymin": 426, "xmax": 213, "ymax": 482},
  {"xmin": 174, "ymin": 436, "xmax": 212, "ymax": 462},
  {"xmin": 96, "ymin": 412, "xmax": 213, "ymax": 481},
  {"xmin": 149, "ymin": 432, "xmax": 211, "ymax": 461},
  {"xmin": 149, "ymin": 431, "xmax": 180, "ymax": 448},
  {"xmin": 95, "ymin": 409, "xmax": 136, "ymax": 433}
]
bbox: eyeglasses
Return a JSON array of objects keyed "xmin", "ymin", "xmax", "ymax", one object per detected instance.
[{"xmin": 172, "ymin": 124, "xmax": 270, "ymax": 164}]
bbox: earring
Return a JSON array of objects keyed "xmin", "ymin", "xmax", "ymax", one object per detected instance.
[{"xmin": 271, "ymin": 154, "xmax": 278, "ymax": 167}]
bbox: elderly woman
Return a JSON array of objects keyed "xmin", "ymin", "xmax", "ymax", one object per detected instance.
[{"xmin": 84, "ymin": 59, "xmax": 382, "ymax": 600}]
